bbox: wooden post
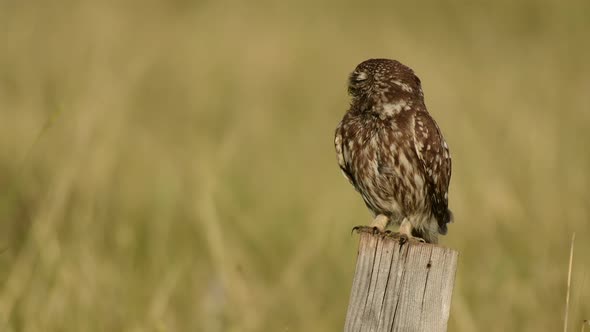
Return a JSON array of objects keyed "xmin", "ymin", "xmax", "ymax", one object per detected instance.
[{"xmin": 344, "ymin": 229, "xmax": 458, "ymax": 332}]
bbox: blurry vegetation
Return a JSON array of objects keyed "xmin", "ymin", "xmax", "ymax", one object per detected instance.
[{"xmin": 0, "ymin": 0, "xmax": 589, "ymax": 331}]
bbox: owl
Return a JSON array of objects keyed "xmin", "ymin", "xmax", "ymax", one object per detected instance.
[{"xmin": 334, "ymin": 59, "xmax": 452, "ymax": 244}]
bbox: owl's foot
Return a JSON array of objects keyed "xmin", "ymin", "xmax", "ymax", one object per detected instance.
[
  {"xmin": 400, "ymin": 234, "xmax": 426, "ymax": 244},
  {"xmin": 351, "ymin": 214, "xmax": 390, "ymax": 235},
  {"xmin": 383, "ymin": 232, "xmax": 425, "ymax": 244},
  {"xmin": 397, "ymin": 219, "xmax": 426, "ymax": 244},
  {"xmin": 351, "ymin": 225, "xmax": 383, "ymax": 235}
]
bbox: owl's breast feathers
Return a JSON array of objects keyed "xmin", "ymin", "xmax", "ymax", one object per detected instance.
[{"xmin": 334, "ymin": 105, "xmax": 452, "ymax": 233}]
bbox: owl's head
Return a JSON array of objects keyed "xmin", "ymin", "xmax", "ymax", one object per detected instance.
[{"xmin": 348, "ymin": 59, "xmax": 422, "ymax": 100}]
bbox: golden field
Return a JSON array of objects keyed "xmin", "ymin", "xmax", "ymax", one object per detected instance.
[{"xmin": 0, "ymin": 1, "xmax": 589, "ymax": 331}]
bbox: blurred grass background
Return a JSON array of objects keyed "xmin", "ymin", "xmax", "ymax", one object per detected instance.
[{"xmin": 0, "ymin": 0, "xmax": 589, "ymax": 331}]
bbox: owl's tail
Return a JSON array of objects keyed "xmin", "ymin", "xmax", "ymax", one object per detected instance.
[{"xmin": 437, "ymin": 209, "xmax": 453, "ymax": 235}]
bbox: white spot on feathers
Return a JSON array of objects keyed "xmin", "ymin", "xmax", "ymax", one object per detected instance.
[
  {"xmin": 399, "ymin": 152, "xmax": 412, "ymax": 172},
  {"xmin": 382, "ymin": 100, "xmax": 408, "ymax": 116},
  {"xmin": 392, "ymin": 80, "xmax": 413, "ymax": 92},
  {"xmin": 413, "ymin": 173, "xmax": 424, "ymax": 188},
  {"xmin": 356, "ymin": 72, "xmax": 368, "ymax": 81}
]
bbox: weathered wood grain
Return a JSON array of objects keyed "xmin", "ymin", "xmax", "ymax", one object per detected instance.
[{"xmin": 344, "ymin": 230, "xmax": 458, "ymax": 332}]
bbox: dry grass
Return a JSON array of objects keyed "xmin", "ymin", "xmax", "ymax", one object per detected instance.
[
  {"xmin": 566, "ymin": 233, "xmax": 576, "ymax": 332},
  {"xmin": 0, "ymin": 1, "xmax": 589, "ymax": 331}
]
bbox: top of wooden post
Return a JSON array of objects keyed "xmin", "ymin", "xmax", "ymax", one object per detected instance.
[{"xmin": 344, "ymin": 228, "xmax": 459, "ymax": 332}]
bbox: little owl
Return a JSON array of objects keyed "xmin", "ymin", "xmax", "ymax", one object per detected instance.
[{"xmin": 334, "ymin": 58, "xmax": 452, "ymax": 244}]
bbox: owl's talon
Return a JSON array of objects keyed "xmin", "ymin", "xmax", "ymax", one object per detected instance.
[
  {"xmin": 399, "ymin": 234, "xmax": 408, "ymax": 244},
  {"xmin": 352, "ymin": 225, "xmax": 386, "ymax": 235}
]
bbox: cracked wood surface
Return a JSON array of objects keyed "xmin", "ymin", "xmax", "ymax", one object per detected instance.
[{"xmin": 344, "ymin": 230, "xmax": 458, "ymax": 332}]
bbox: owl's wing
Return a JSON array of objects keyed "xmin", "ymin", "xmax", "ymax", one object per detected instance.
[
  {"xmin": 334, "ymin": 122, "xmax": 357, "ymax": 188},
  {"xmin": 412, "ymin": 110, "xmax": 452, "ymax": 233}
]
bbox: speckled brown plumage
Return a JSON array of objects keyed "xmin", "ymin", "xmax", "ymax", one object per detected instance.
[{"xmin": 335, "ymin": 59, "xmax": 452, "ymax": 243}]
